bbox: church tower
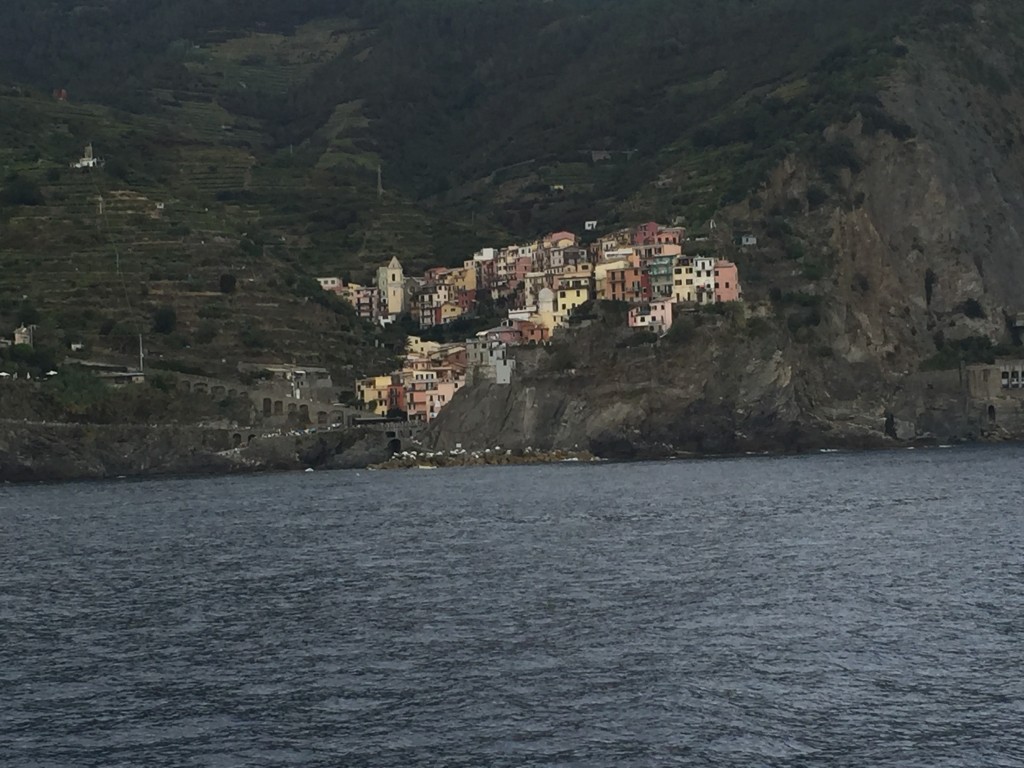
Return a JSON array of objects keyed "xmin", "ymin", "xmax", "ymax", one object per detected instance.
[{"xmin": 377, "ymin": 256, "xmax": 405, "ymax": 318}]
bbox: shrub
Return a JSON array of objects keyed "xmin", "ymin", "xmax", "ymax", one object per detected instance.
[
  {"xmin": 617, "ymin": 330, "xmax": 659, "ymax": 347},
  {"xmin": 806, "ymin": 184, "xmax": 829, "ymax": 209},
  {"xmin": 194, "ymin": 320, "xmax": 219, "ymax": 344},
  {"xmin": 544, "ymin": 344, "xmax": 575, "ymax": 371},
  {"xmin": 152, "ymin": 306, "xmax": 177, "ymax": 334},
  {"xmin": 16, "ymin": 300, "xmax": 40, "ymax": 326},
  {"xmin": 219, "ymin": 273, "xmax": 237, "ymax": 294},
  {"xmin": 663, "ymin": 317, "xmax": 697, "ymax": 344},
  {"xmin": 785, "ymin": 238, "xmax": 806, "ymax": 261},
  {"xmin": 960, "ymin": 298, "xmax": 985, "ymax": 319},
  {"xmin": 921, "ymin": 335, "xmax": 997, "ymax": 370},
  {"xmin": 198, "ymin": 303, "xmax": 227, "ymax": 319},
  {"xmin": 0, "ymin": 175, "xmax": 44, "ymax": 206},
  {"xmin": 802, "ymin": 262, "xmax": 826, "ymax": 280},
  {"xmin": 787, "ymin": 307, "xmax": 822, "ymax": 332},
  {"xmin": 816, "ymin": 137, "xmax": 862, "ymax": 174},
  {"xmin": 239, "ymin": 322, "xmax": 270, "ymax": 350}
]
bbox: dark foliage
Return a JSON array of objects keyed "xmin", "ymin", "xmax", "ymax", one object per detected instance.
[
  {"xmin": 1, "ymin": 175, "xmax": 44, "ymax": 206},
  {"xmin": 152, "ymin": 306, "xmax": 178, "ymax": 334}
]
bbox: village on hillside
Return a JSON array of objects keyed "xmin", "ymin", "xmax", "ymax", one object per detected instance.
[{"xmin": 331, "ymin": 221, "xmax": 747, "ymax": 423}]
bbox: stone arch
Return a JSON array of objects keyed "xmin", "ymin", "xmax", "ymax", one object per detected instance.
[
  {"xmin": 228, "ymin": 389, "xmax": 237, "ymax": 398},
  {"xmin": 232, "ymin": 433, "xmax": 242, "ymax": 448},
  {"xmin": 988, "ymin": 404, "xmax": 997, "ymax": 423},
  {"xmin": 248, "ymin": 434, "xmax": 257, "ymax": 445},
  {"xmin": 212, "ymin": 385, "xmax": 226, "ymax": 398},
  {"xmin": 330, "ymin": 411, "xmax": 344, "ymax": 424},
  {"xmin": 262, "ymin": 398, "xmax": 272, "ymax": 417},
  {"xmin": 387, "ymin": 438, "xmax": 402, "ymax": 454},
  {"xmin": 273, "ymin": 400, "xmax": 283, "ymax": 416},
  {"xmin": 316, "ymin": 411, "xmax": 328, "ymax": 425},
  {"xmin": 287, "ymin": 403, "xmax": 297, "ymax": 414},
  {"xmin": 299, "ymin": 404, "xmax": 309, "ymax": 421},
  {"xmin": 194, "ymin": 382, "xmax": 208, "ymax": 395},
  {"xmin": 180, "ymin": 380, "xmax": 192, "ymax": 393}
]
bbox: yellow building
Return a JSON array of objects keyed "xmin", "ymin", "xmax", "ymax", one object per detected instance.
[
  {"xmin": 406, "ymin": 336, "xmax": 441, "ymax": 357},
  {"xmin": 553, "ymin": 274, "xmax": 592, "ymax": 327},
  {"xmin": 355, "ymin": 374, "xmax": 394, "ymax": 415},
  {"xmin": 440, "ymin": 302, "xmax": 464, "ymax": 324},
  {"xmin": 445, "ymin": 265, "xmax": 477, "ymax": 293},
  {"xmin": 672, "ymin": 261, "xmax": 696, "ymax": 303}
]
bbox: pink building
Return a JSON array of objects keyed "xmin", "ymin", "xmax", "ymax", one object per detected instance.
[
  {"xmin": 388, "ymin": 382, "xmax": 406, "ymax": 414},
  {"xmin": 547, "ymin": 231, "xmax": 576, "ymax": 247},
  {"xmin": 518, "ymin": 320, "xmax": 549, "ymax": 344},
  {"xmin": 633, "ymin": 222, "xmax": 684, "ymax": 246},
  {"xmin": 632, "ymin": 221, "xmax": 659, "ymax": 245},
  {"xmin": 714, "ymin": 261, "xmax": 741, "ymax": 303},
  {"xmin": 457, "ymin": 289, "xmax": 477, "ymax": 313},
  {"xmin": 482, "ymin": 323, "xmax": 523, "ymax": 345},
  {"xmin": 628, "ymin": 298, "xmax": 674, "ymax": 333},
  {"xmin": 511, "ymin": 256, "xmax": 533, "ymax": 287}
]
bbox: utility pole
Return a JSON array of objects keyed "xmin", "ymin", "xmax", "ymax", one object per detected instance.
[{"xmin": 138, "ymin": 334, "xmax": 144, "ymax": 373}]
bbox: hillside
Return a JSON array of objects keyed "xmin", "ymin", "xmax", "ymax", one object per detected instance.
[
  {"xmin": 429, "ymin": 1, "xmax": 1024, "ymax": 454},
  {"xmin": 4, "ymin": 0, "xmax": 1024, "ymax": 471}
]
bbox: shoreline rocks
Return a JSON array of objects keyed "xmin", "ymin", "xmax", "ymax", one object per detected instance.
[{"xmin": 369, "ymin": 446, "xmax": 598, "ymax": 470}]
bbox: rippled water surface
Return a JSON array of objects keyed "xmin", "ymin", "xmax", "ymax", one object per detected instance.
[{"xmin": 3, "ymin": 446, "xmax": 1024, "ymax": 766}]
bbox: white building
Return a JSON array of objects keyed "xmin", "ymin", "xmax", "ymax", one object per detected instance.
[
  {"xmin": 71, "ymin": 143, "xmax": 103, "ymax": 170},
  {"xmin": 316, "ymin": 276, "xmax": 344, "ymax": 293}
]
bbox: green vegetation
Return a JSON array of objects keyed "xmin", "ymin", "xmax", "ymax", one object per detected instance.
[
  {"xmin": 0, "ymin": 0, "xmax": 1007, "ymax": 398},
  {"xmin": 921, "ymin": 335, "xmax": 1003, "ymax": 370},
  {"xmin": 152, "ymin": 307, "xmax": 178, "ymax": 335}
]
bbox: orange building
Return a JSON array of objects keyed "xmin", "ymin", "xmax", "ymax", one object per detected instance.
[{"xmin": 603, "ymin": 266, "xmax": 651, "ymax": 303}]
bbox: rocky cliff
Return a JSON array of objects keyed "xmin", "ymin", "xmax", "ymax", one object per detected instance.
[{"xmin": 428, "ymin": 20, "xmax": 1024, "ymax": 457}]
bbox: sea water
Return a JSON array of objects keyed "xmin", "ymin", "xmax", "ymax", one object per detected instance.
[{"xmin": 2, "ymin": 446, "xmax": 1023, "ymax": 766}]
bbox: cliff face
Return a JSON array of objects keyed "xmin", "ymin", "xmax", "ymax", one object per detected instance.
[
  {"xmin": 426, "ymin": 313, "xmax": 978, "ymax": 458},
  {"xmin": 0, "ymin": 423, "xmax": 372, "ymax": 482},
  {"xmin": 428, "ymin": 27, "xmax": 1024, "ymax": 457}
]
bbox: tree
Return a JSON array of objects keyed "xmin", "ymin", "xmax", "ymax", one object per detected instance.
[
  {"xmin": 1, "ymin": 175, "xmax": 44, "ymax": 206},
  {"xmin": 152, "ymin": 306, "xmax": 177, "ymax": 334},
  {"xmin": 219, "ymin": 273, "xmax": 237, "ymax": 294},
  {"xmin": 16, "ymin": 300, "xmax": 40, "ymax": 326}
]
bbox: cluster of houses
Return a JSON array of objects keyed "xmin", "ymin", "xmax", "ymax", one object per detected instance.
[
  {"xmin": 321, "ymin": 220, "xmax": 742, "ymax": 337},
  {"xmin": 354, "ymin": 332, "xmax": 517, "ymax": 423},
  {"xmin": 346, "ymin": 220, "xmax": 744, "ymax": 422}
]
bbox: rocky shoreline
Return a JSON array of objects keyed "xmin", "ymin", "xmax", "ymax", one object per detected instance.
[
  {"xmin": 0, "ymin": 417, "xmax": 1002, "ymax": 484},
  {"xmin": 369, "ymin": 446, "xmax": 600, "ymax": 470}
]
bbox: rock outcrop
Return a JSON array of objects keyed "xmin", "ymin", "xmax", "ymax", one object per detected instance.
[{"xmin": 0, "ymin": 423, "xmax": 386, "ymax": 483}]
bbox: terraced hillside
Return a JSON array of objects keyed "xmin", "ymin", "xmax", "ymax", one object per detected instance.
[{"xmin": 0, "ymin": 18, "xmax": 494, "ymax": 385}]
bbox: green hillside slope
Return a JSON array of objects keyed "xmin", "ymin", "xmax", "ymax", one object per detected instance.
[{"xmin": 0, "ymin": 0, "xmax": 1009, "ymax": 393}]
